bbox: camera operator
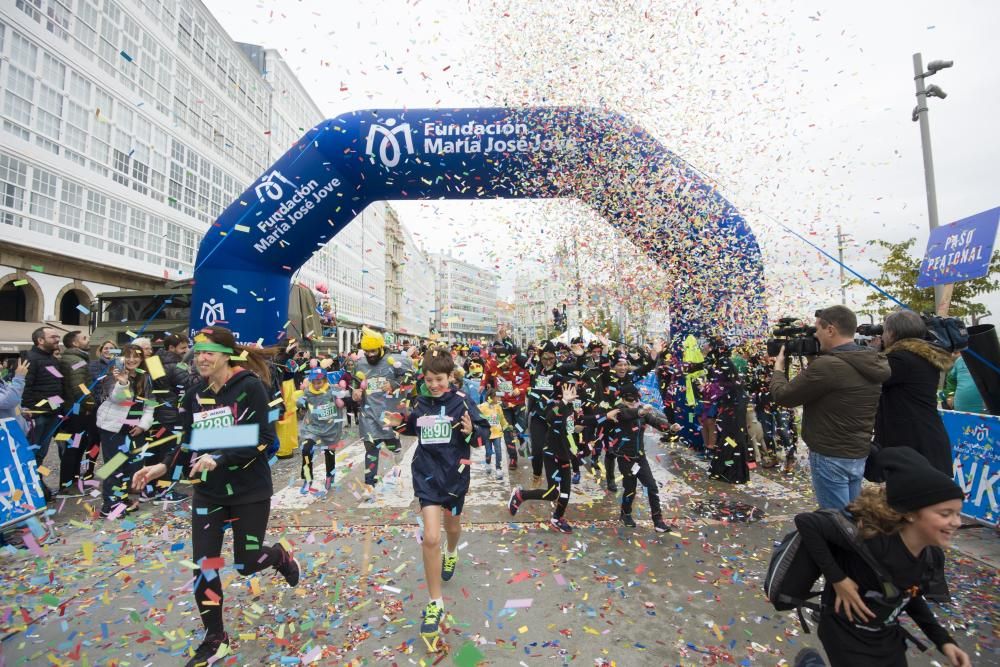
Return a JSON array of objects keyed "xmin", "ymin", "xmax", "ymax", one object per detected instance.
[
  {"xmin": 873, "ymin": 310, "xmax": 955, "ymax": 476},
  {"xmin": 770, "ymin": 305, "xmax": 890, "ymax": 510}
]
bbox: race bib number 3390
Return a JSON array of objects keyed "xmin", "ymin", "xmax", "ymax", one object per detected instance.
[{"xmin": 420, "ymin": 420, "xmax": 453, "ymax": 445}]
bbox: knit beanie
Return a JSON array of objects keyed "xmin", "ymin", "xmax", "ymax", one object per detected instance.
[{"xmin": 877, "ymin": 448, "xmax": 964, "ymax": 513}]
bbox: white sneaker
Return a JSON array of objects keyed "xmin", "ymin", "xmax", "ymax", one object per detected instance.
[{"xmin": 493, "ymin": 468, "xmax": 504, "ymax": 480}]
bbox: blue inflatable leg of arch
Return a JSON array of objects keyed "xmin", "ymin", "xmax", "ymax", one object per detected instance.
[{"xmin": 190, "ymin": 108, "xmax": 766, "ymax": 344}]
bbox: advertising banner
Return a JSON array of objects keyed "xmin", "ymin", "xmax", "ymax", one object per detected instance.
[
  {"xmin": 0, "ymin": 418, "xmax": 46, "ymax": 530},
  {"xmin": 941, "ymin": 409, "xmax": 999, "ymax": 525}
]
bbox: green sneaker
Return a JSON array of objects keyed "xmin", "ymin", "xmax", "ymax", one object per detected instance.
[
  {"xmin": 441, "ymin": 551, "xmax": 459, "ymax": 582},
  {"xmin": 420, "ymin": 600, "xmax": 444, "ymax": 649}
]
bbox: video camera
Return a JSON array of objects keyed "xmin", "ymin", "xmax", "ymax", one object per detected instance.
[
  {"xmin": 766, "ymin": 317, "xmax": 820, "ymax": 357},
  {"xmin": 856, "ymin": 314, "xmax": 968, "ymax": 353}
]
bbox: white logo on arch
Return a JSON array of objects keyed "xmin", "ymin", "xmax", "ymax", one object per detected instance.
[
  {"xmin": 365, "ymin": 118, "xmax": 414, "ymax": 168},
  {"xmin": 201, "ymin": 298, "xmax": 225, "ymax": 327},
  {"xmin": 255, "ymin": 170, "xmax": 295, "ymax": 203}
]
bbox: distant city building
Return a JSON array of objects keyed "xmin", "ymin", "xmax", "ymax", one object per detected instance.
[
  {"xmin": 398, "ymin": 223, "xmax": 435, "ymax": 340},
  {"xmin": 0, "ymin": 0, "xmax": 428, "ymax": 353},
  {"xmin": 432, "ymin": 253, "xmax": 498, "ymax": 342}
]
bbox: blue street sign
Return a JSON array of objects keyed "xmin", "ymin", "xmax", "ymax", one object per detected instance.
[{"xmin": 917, "ymin": 207, "xmax": 999, "ymax": 287}]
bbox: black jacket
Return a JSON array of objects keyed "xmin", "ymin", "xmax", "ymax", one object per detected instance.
[
  {"xmin": 180, "ymin": 369, "xmax": 276, "ymax": 505},
  {"xmin": 794, "ymin": 510, "xmax": 953, "ymax": 658},
  {"xmin": 401, "ymin": 389, "xmax": 489, "ymax": 504},
  {"xmin": 21, "ymin": 346, "xmax": 63, "ymax": 414},
  {"xmin": 608, "ymin": 406, "xmax": 671, "ymax": 458},
  {"xmin": 874, "ymin": 338, "xmax": 954, "ymax": 476},
  {"xmin": 150, "ymin": 349, "xmax": 191, "ymax": 426}
]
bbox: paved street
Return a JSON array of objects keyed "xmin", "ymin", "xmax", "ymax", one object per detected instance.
[{"xmin": 2, "ymin": 432, "xmax": 998, "ymax": 666}]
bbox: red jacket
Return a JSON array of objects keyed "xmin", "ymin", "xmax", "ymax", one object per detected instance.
[{"xmin": 482, "ymin": 357, "xmax": 530, "ymax": 408}]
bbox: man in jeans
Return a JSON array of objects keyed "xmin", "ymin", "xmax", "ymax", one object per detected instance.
[{"xmin": 770, "ymin": 305, "xmax": 890, "ymax": 509}]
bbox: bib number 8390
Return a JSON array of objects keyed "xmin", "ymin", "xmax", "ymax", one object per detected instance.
[{"xmin": 420, "ymin": 421, "xmax": 453, "ymax": 445}]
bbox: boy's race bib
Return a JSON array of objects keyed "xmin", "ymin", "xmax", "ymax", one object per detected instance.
[
  {"xmin": 192, "ymin": 406, "xmax": 234, "ymax": 430},
  {"xmin": 534, "ymin": 375, "xmax": 553, "ymax": 391},
  {"xmin": 420, "ymin": 417, "xmax": 453, "ymax": 445},
  {"xmin": 486, "ymin": 412, "xmax": 501, "ymax": 427},
  {"xmin": 313, "ymin": 402, "xmax": 337, "ymax": 421}
]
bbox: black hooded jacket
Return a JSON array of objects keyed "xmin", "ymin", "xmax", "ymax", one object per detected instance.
[{"xmin": 180, "ymin": 369, "xmax": 277, "ymax": 505}]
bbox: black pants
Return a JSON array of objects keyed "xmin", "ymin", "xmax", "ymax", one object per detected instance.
[
  {"xmin": 619, "ymin": 454, "xmax": 662, "ymax": 521},
  {"xmin": 301, "ymin": 439, "xmax": 336, "ymax": 482},
  {"xmin": 528, "ymin": 415, "xmax": 549, "ymax": 477},
  {"xmin": 58, "ymin": 411, "xmax": 99, "ymax": 490},
  {"xmin": 191, "ymin": 497, "xmax": 282, "ymax": 635},
  {"xmin": 591, "ymin": 434, "xmax": 618, "ymax": 487},
  {"xmin": 519, "ymin": 452, "xmax": 571, "ymax": 519},
  {"xmin": 99, "ymin": 427, "xmax": 141, "ymax": 512},
  {"xmin": 501, "ymin": 405, "xmax": 524, "ymax": 464},
  {"xmin": 363, "ymin": 437, "xmax": 401, "ymax": 485}
]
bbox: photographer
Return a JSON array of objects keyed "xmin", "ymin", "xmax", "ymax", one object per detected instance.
[
  {"xmin": 873, "ymin": 310, "xmax": 954, "ymax": 476},
  {"xmin": 770, "ymin": 306, "xmax": 890, "ymax": 510}
]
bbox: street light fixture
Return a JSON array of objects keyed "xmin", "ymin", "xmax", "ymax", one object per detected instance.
[{"xmin": 911, "ymin": 52, "xmax": 954, "ymax": 315}]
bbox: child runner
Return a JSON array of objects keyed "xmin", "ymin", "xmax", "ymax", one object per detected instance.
[
  {"xmin": 508, "ymin": 376, "xmax": 587, "ymax": 534},
  {"xmin": 477, "ymin": 388, "xmax": 507, "ymax": 478},
  {"xmin": 384, "ymin": 346, "xmax": 489, "ymax": 651},
  {"xmin": 610, "ymin": 384, "xmax": 679, "ymax": 532},
  {"xmin": 793, "ymin": 448, "xmax": 971, "ymax": 667},
  {"xmin": 130, "ymin": 327, "xmax": 300, "ymax": 667},
  {"xmin": 298, "ymin": 367, "xmax": 350, "ymax": 495}
]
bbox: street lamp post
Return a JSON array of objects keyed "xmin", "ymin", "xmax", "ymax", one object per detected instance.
[{"xmin": 911, "ymin": 53, "xmax": 953, "ymax": 315}]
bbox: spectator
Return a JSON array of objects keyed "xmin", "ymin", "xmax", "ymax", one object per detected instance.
[
  {"xmin": 0, "ymin": 358, "xmax": 30, "ymax": 433},
  {"xmin": 20, "ymin": 326, "xmax": 65, "ymax": 499},
  {"xmin": 770, "ymin": 305, "xmax": 890, "ymax": 510},
  {"xmin": 57, "ymin": 330, "xmax": 98, "ymax": 496},
  {"xmin": 874, "ymin": 310, "xmax": 955, "ymax": 476},
  {"xmin": 89, "ymin": 340, "xmax": 115, "ymax": 383},
  {"xmin": 943, "ymin": 355, "xmax": 986, "ymax": 414}
]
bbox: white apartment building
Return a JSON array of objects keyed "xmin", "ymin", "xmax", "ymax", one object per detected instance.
[
  {"xmin": 433, "ymin": 253, "xmax": 498, "ymax": 342},
  {"xmin": 0, "ymin": 0, "xmax": 420, "ymax": 354},
  {"xmin": 398, "ymin": 223, "xmax": 435, "ymax": 340}
]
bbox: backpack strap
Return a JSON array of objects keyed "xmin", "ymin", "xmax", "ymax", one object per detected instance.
[{"xmin": 824, "ymin": 510, "xmax": 900, "ymax": 599}]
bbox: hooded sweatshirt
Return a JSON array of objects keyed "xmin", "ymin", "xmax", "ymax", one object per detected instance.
[
  {"xmin": 401, "ymin": 389, "xmax": 490, "ymax": 504},
  {"xmin": 180, "ymin": 369, "xmax": 276, "ymax": 505},
  {"xmin": 770, "ymin": 344, "xmax": 891, "ymax": 459}
]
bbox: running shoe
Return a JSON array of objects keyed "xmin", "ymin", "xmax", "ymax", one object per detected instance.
[
  {"xmin": 153, "ymin": 490, "xmax": 188, "ymax": 505},
  {"xmin": 620, "ymin": 512, "xmax": 637, "ymax": 528},
  {"xmin": 507, "ymin": 487, "xmax": 522, "ymax": 516},
  {"xmin": 441, "ymin": 551, "xmax": 458, "ymax": 582},
  {"xmin": 184, "ymin": 631, "xmax": 229, "ymax": 667},
  {"xmin": 653, "ymin": 518, "xmax": 676, "ymax": 533},
  {"xmin": 299, "ymin": 482, "xmax": 311, "ymax": 496},
  {"xmin": 549, "ymin": 517, "xmax": 573, "ymax": 534},
  {"xmin": 571, "ymin": 472, "xmax": 581, "ymax": 485},
  {"xmin": 419, "ymin": 600, "xmax": 444, "ymax": 648},
  {"xmin": 275, "ymin": 544, "xmax": 301, "ymax": 587},
  {"xmin": 493, "ymin": 467, "xmax": 504, "ymax": 480}
]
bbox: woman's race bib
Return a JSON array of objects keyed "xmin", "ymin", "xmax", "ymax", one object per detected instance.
[
  {"xmin": 192, "ymin": 406, "xmax": 234, "ymax": 430},
  {"xmin": 497, "ymin": 379, "xmax": 514, "ymax": 395},
  {"xmin": 420, "ymin": 417, "xmax": 453, "ymax": 445}
]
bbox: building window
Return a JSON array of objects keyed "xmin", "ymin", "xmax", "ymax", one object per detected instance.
[
  {"xmin": 0, "ymin": 154, "xmax": 28, "ymax": 210},
  {"xmin": 9, "ymin": 30, "xmax": 38, "ymax": 70}
]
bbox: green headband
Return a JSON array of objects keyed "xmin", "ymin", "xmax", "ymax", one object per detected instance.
[{"xmin": 192, "ymin": 342, "xmax": 235, "ymax": 354}]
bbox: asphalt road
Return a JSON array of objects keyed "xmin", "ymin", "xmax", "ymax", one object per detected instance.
[{"xmin": 2, "ymin": 429, "xmax": 997, "ymax": 666}]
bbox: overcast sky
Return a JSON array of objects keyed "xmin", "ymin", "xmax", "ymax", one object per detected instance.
[{"xmin": 203, "ymin": 0, "xmax": 999, "ymax": 321}]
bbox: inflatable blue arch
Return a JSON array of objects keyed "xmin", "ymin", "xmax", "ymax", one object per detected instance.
[{"xmin": 190, "ymin": 107, "xmax": 766, "ymax": 345}]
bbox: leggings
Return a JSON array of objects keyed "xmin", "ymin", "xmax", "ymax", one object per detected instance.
[
  {"xmin": 501, "ymin": 405, "xmax": 524, "ymax": 464},
  {"xmin": 58, "ymin": 411, "xmax": 99, "ymax": 489},
  {"xmin": 619, "ymin": 454, "xmax": 662, "ymax": 521},
  {"xmin": 519, "ymin": 452, "xmax": 571, "ymax": 519},
  {"xmin": 99, "ymin": 427, "xmax": 140, "ymax": 512},
  {"xmin": 300, "ymin": 439, "xmax": 337, "ymax": 482},
  {"xmin": 363, "ymin": 437, "xmax": 401, "ymax": 485},
  {"xmin": 191, "ymin": 497, "xmax": 282, "ymax": 635},
  {"xmin": 591, "ymin": 434, "xmax": 619, "ymax": 486},
  {"xmin": 528, "ymin": 415, "xmax": 549, "ymax": 477}
]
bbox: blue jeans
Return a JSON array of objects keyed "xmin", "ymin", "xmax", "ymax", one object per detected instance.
[
  {"xmin": 484, "ymin": 438, "xmax": 503, "ymax": 468},
  {"xmin": 28, "ymin": 413, "xmax": 61, "ymax": 464},
  {"xmin": 809, "ymin": 451, "xmax": 866, "ymax": 510}
]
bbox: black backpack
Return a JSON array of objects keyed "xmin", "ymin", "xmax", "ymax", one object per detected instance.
[{"xmin": 764, "ymin": 510, "xmax": 902, "ymax": 633}]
